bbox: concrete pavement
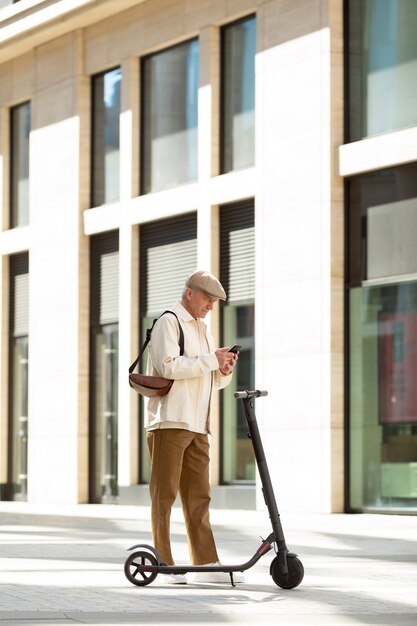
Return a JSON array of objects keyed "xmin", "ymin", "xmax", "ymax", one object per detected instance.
[{"xmin": 0, "ymin": 501, "xmax": 416, "ymax": 625}]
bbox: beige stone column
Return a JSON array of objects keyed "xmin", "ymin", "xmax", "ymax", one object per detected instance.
[
  {"xmin": 328, "ymin": 0, "xmax": 345, "ymax": 513},
  {"xmin": 76, "ymin": 31, "xmax": 91, "ymax": 503}
]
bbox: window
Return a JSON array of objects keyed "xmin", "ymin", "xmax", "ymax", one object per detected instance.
[
  {"xmin": 10, "ymin": 102, "xmax": 30, "ymax": 228},
  {"xmin": 221, "ymin": 16, "xmax": 256, "ymax": 173},
  {"xmin": 347, "ymin": 0, "xmax": 417, "ymax": 141},
  {"xmin": 348, "ymin": 163, "xmax": 417, "ymax": 286},
  {"xmin": 91, "ymin": 68, "xmax": 121, "ymax": 207},
  {"xmin": 347, "ymin": 163, "xmax": 417, "ymax": 511},
  {"xmin": 139, "ymin": 213, "xmax": 197, "ymax": 481},
  {"xmin": 8, "ymin": 253, "xmax": 29, "ymax": 500},
  {"xmin": 89, "ymin": 231, "xmax": 119, "ymax": 503},
  {"xmin": 141, "ymin": 39, "xmax": 199, "ymax": 193},
  {"xmin": 220, "ymin": 201, "xmax": 255, "ymax": 483}
]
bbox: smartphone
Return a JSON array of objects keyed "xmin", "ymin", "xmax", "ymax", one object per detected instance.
[{"xmin": 229, "ymin": 345, "xmax": 242, "ymax": 353}]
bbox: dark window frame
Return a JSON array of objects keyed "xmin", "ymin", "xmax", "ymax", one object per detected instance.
[
  {"xmin": 344, "ymin": 162, "xmax": 417, "ymax": 513},
  {"xmin": 344, "ymin": 0, "xmax": 417, "ymax": 143},
  {"xmin": 140, "ymin": 37, "xmax": 199, "ymax": 196},
  {"xmin": 7, "ymin": 252, "xmax": 29, "ymax": 502},
  {"xmin": 220, "ymin": 13, "xmax": 256, "ymax": 175},
  {"xmin": 88, "ymin": 230, "xmax": 120, "ymax": 504},
  {"xmin": 219, "ymin": 199, "xmax": 255, "ymax": 485},
  {"xmin": 90, "ymin": 66, "xmax": 121, "ymax": 209},
  {"xmin": 137, "ymin": 212, "xmax": 198, "ymax": 483},
  {"xmin": 9, "ymin": 101, "xmax": 31, "ymax": 229}
]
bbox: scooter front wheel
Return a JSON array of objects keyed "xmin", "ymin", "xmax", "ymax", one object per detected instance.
[
  {"xmin": 270, "ymin": 554, "xmax": 304, "ymax": 589},
  {"xmin": 124, "ymin": 550, "xmax": 158, "ymax": 587}
]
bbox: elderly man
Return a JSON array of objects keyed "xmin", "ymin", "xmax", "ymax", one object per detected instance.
[{"xmin": 145, "ymin": 270, "xmax": 240, "ymax": 584}]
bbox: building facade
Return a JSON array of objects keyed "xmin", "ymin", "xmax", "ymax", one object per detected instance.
[{"xmin": 0, "ymin": 0, "xmax": 416, "ymax": 514}]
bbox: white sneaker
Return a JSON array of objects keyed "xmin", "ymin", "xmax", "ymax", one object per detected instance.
[
  {"xmin": 192, "ymin": 563, "xmax": 244, "ymax": 584},
  {"xmin": 159, "ymin": 573, "xmax": 187, "ymax": 584}
]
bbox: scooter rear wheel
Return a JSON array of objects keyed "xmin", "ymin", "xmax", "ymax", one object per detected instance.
[
  {"xmin": 270, "ymin": 554, "xmax": 304, "ymax": 589},
  {"xmin": 124, "ymin": 550, "xmax": 158, "ymax": 586}
]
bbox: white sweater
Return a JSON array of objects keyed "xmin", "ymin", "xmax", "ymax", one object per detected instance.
[{"xmin": 145, "ymin": 301, "xmax": 232, "ymax": 433}]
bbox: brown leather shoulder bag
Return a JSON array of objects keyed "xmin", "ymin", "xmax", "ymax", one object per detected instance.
[{"xmin": 128, "ymin": 311, "xmax": 184, "ymax": 398}]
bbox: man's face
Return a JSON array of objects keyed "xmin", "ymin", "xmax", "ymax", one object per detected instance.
[{"xmin": 184, "ymin": 288, "xmax": 218, "ymax": 319}]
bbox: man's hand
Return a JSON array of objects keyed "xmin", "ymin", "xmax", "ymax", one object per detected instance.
[{"xmin": 215, "ymin": 347, "xmax": 238, "ymax": 375}]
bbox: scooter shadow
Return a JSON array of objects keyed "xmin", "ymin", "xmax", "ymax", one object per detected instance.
[{"xmin": 159, "ymin": 582, "xmax": 287, "ymax": 599}]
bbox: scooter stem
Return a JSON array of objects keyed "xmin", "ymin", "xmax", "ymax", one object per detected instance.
[{"xmin": 239, "ymin": 393, "xmax": 287, "ymax": 551}]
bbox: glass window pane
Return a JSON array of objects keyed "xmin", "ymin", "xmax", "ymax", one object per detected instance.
[
  {"xmin": 220, "ymin": 201, "xmax": 255, "ymax": 484},
  {"xmin": 10, "ymin": 337, "xmax": 29, "ymax": 500},
  {"xmin": 142, "ymin": 39, "xmax": 199, "ymax": 194},
  {"xmin": 221, "ymin": 304, "xmax": 255, "ymax": 483},
  {"xmin": 348, "ymin": 163, "xmax": 417, "ymax": 285},
  {"xmin": 10, "ymin": 102, "xmax": 30, "ymax": 228},
  {"xmin": 90, "ymin": 325, "xmax": 119, "ymax": 502},
  {"xmin": 221, "ymin": 16, "xmax": 256, "ymax": 173},
  {"xmin": 348, "ymin": 162, "xmax": 417, "ymax": 512},
  {"xmin": 348, "ymin": 0, "xmax": 417, "ymax": 141},
  {"xmin": 349, "ymin": 282, "xmax": 417, "ymax": 510},
  {"xmin": 92, "ymin": 67, "xmax": 121, "ymax": 207},
  {"xmin": 89, "ymin": 233, "xmax": 119, "ymax": 503},
  {"xmin": 367, "ymin": 198, "xmax": 417, "ymax": 279},
  {"xmin": 9, "ymin": 253, "xmax": 29, "ymax": 501}
]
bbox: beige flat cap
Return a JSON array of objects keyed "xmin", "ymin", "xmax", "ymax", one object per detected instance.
[{"xmin": 186, "ymin": 270, "xmax": 227, "ymax": 300}]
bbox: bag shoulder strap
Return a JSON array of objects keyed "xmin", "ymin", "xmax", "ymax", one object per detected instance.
[{"xmin": 129, "ymin": 310, "xmax": 184, "ymax": 373}]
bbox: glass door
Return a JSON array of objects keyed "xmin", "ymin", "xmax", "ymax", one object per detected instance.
[
  {"xmin": 347, "ymin": 163, "xmax": 417, "ymax": 512},
  {"xmin": 9, "ymin": 336, "xmax": 29, "ymax": 500},
  {"xmin": 221, "ymin": 304, "xmax": 255, "ymax": 483},
  {"xmin": 219, "ymin": 200, "xmax": 255, "ymax": 484},
  {"xmin": 90, "ymin": 324, "xmax": 119, "ymax": 502}
]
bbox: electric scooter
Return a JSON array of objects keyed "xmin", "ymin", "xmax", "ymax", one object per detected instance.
[{"xmin": 124, "ymin": 390, "xmax": 304, "ymax": 589}]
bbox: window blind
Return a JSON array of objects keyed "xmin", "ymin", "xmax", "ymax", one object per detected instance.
[
  {"xmin": 10, "ymin": 253, "xmax": 29, "ymax": 338},
  {"xmin": 140, "ymin": 213, "xmax": 197, "ymax": 317},
  {"xmin": 90, "ymin": 230, "xmax": 119, "ymax": 325},
  {"xmin": 220, "ymin": 200, "xmax": 255, "ymax": 303}
]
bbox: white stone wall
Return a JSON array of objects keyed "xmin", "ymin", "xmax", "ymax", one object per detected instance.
[{"xmin": 254, "ymin": 1, "xmax": 344, "ymax": 512}]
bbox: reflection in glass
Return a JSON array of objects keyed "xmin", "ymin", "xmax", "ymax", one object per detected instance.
[
  {"xmin": 349, "ymin": 282, "xmax": 417, "ymax": 510},
  {"xmin": 10, "ymin": 102, "xmax": 30, "ymax": 227},
  {"xmin": 142, "ymin": 39, "xmax": 199, "ymax": 193},
  {"xmin": 90, "ymin": 232, "xmax": 119, "ymax": 503},
  {"xmin": 221, "ymin": 16, "xmax": 256, "ymax": 173},
  {"xmin": 348, "ymin": 163, "xmax": 417, "ymax": 511},
  {"xmin": 220, "ymin": 201, "xmax": 255, "ymax": 483},
  {"xmin": 9, "ymin": 253, "xmax": 29, "ymax": 501},
  {"xmin": 348, "ymin": 0, "xmax": 417, "ymax": 141},
  {"xmin": 91, "ymin": 325, "xmax": 119, "ymax": 501},
  {"xmin": 10, "ymin": 337, "xmax": 29, "ymax": 500},
  {"xmin": 222, "ymin": 304, "xmax": 255, "ymax": 483},
  {"xmin": 92, "ymin": 67, "xmax": 121, "ymax": 206}
]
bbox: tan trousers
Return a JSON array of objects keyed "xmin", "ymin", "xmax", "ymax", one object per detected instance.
[{"xmin": 146, "ymin": 428, "xmax": 219, "ymax": 566}]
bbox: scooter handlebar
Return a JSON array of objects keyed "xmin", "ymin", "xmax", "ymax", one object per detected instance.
[{"xmin": 234, "ymin": 390, "xmax": 268, "ymax": 399}]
